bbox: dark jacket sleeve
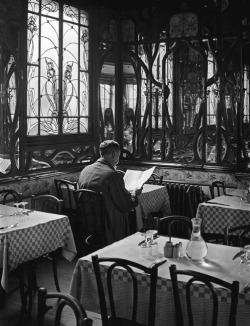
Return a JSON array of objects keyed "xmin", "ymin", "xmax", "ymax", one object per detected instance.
[{"xmin": 108, "ymin": 171, "xmax": 138, "ymax": 213}]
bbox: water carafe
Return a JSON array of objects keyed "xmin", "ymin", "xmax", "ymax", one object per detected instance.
[{"xmin": 186, "ymin": 217, "xmax": 208, "ymax": 262}]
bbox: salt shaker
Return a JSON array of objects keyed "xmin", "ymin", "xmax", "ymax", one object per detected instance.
[{"xmin": 173, "ymin": 244, "xmax": 179, "ymax": 258}]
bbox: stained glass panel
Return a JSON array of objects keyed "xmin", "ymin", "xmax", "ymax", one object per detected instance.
[
  {"xmin": 41, "ymin": 0, "xmax": 59, "ymax": 19},
  {"xmin": 27, "ymin": 0, "xmax": 89, "ymax": 136},
  {"xmin": 28, "ymin": 0, "xmax": 39, "ymax": 13}
]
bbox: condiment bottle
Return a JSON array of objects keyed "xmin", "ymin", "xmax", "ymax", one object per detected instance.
[{"xmin": 164, "ymin": 241, "xmax": 173, "ymax": 258}]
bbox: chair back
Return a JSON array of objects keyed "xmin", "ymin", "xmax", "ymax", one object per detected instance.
[
  {"xmin": 224, "ymin": 225, "xmax": 250, "ymax": 247},
  {"xmin": 0, "ymin": 189, "xmax": 23, "ymax": 205},
  {"xmin": 169, "ymin": 264, "xmax": 239, "ymax": 326},
  {"xmin": 31, "ymin": 194, "xmax": 63, "ymax": 214},
  {"xmin": 37, "ymin": 287, "xmax": 93, "ymax": 326},
  {"xmin": 154, "ymin": 215, "xmax": 192, "ymax": 239},
  {"xmin": 54, "ymin": 178, "xmax": 78, "ymax": 214},
  {"xmin": 92, "ymin": 254, "xmax": 158, "ymax": 326},
  {"xmin": 73, "ymin": 189, "xmax": 107, "ymax": 249},
  {"xmin": 210, "ymin": 181, "xmax": 226, "ymax": 199},
  {"xmin": 147, "ymin": 173, "xmax": 163, "ymax": 185}
]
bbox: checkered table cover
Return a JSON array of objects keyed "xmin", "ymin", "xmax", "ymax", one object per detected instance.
[
  {"xmin": 70, "ymin": 259, "xmax": 250, "ymax": 326},
  {"xmin": 136, "ymin": 184, "xmax": 171, "ymax": 230},
  {"xmin": 0, "ymin": 214, "xmax": 75, "ymax": 272},
  {"xmin": 196, "ymin": 203, "xmax": 250, "ymax": 234}
]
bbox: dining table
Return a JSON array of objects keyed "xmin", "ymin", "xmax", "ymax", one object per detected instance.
[
  {"xmin": 69, "ymin": 232, "xmax": 250, "ymax": 326},
  {"xmin": 0, "ymin": 203, "xmax": 77, "ymax": 292},
  {"xmin": 196, "ymin": 194, "xmax": 250, "ymax": 236},
  {"xmin": 135, "ymin": 183, "xmax": 171, "ymax": 231}
]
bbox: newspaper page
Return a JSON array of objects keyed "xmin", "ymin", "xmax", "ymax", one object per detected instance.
[{"xmin": 123, "ymin": 166, "xmax": 156, "ymax": 191}]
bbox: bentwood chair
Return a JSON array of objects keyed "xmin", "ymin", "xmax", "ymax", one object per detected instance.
[
  {"xmin": 224, "ymin": 225, "xmax": 250, "ymax": 247},
  {"xmin": 37, "ymin": 287, "xmax": 93, "ymax": 326},
  {"xmin": 31, "ymin": 194, "xmax": 63, "ymax": 215},
  {"xmin": 73, "ymin": 189, "xmax": 107, "ymax": 255},
  {"xmin": 210, "ymin": 181, "xmax": 227, "ymax": 199},
  {"xmin": 92, "ymin": 254, "xmax": 158, "ymax": 326},
  {"xmin": 30, "ymin": 194, "xmax": 64, "ymax": 292},
  {"xmin": 54, "ymin": 179, "xmax": 78, "ymax": 216},
  {"xmin": 54, "ymin": 179, "xmax": 82, "ymax": 254},
  {"xmin": 147, "ymin": 173, "xmax": 163, "ymax": 185},
  {"xmin": 154, "ymin": 215, "xmax": 192, "ymax": 240},
  {"xmin": 18, "ymin": 194, "xmax": 64, "ymax": 317},
  {"xmin": 0, "ymin": 189, "xmax": 23, "ymax": 205},
  {"xmin": 169, "ymin": 264, "xmax": 240, "ymax": 326}
]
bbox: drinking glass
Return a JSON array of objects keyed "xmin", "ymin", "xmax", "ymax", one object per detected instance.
[
  {"xmin": 13, "ymin": 202, "xmax": 22, "ymax": 223},
  {"xmin": 20, "ymin": 202, "xmax": 29, "ymax": 216},
  {"xmin": 140, "ymin": 233, "xmax": 152, "ymax": 258},
  {"xmin": 239, "ymin": 245, "xmax": 250, "ymax": 275},
  {"xmin": 147, "ymin": 230, "xmax": 158, "ymax": 257}
]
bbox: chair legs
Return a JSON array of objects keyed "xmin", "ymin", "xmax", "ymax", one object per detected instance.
[
  {"xmin": 15, "ymin": 250, "xmax": 60, "ymax": 320},
  {"xmin": 51, "ymin": 250, "xmax": 61, "ymax": 292},
  {"xmin": 17, "ymin": 261, "xmax": 38, "ymax": 320}
]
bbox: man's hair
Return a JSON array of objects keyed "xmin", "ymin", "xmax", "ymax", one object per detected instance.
[{"xmin": 99, "ymin": 140, "xmax": 120, "ymax": 156}]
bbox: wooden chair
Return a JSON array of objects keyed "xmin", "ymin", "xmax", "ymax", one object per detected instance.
[
  {"xmin": 31, "ymin": 194, "xmax": 63, "ymax": 215},
  {"xmin": 73, "ymin": 189, "xmax": 107, "ymax": 254},
  {"xmin": 37, "ymin": 287, "xmax": 93, "ymax": 326},
  {"xmin": 92, "ymin": 254, "xmax": 158, "ymax": 326},
  {"xmin": 154, "ymin": 215, "xmax": 192, "ymax": 239},
  {"xmin": 54, "ymin": 178, "xmax": 78, "ymax": 215},
  {"xmin": 169, "ymin": 264, "xmax": 240, "ymax": 326},
  {"xmin": 18, "ymin": 194, "xmax": 64, "ymax": 317},
  {"xmin": 147, "ymin": 173, "xmax": 163, "ymax": 185},
  {"xmin": 0, "ymin": 189, "xmax": 23, "ymax": 205},
  {"xmin": 30, "ymin": 194, "xmax": 64, "ymax": 292},
  {"xmin": 210, "ymin": 181, "xmax": 226, "ymax": 199},
  {"xmin": 224, "ymin": 225, "xmax": 250, "ymax": 247},
  {"xmin": 54, "ymin": 179, "xmax": 83, "ymax": 254}
]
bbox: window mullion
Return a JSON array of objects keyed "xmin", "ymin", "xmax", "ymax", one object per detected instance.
[{"xmin": 58, "ymin": 3, "xmax": 63, "ymax": 135}]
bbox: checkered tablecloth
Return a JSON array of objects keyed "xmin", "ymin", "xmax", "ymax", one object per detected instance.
[
  {"xmin": 196, "ymin": 195, "xmax": 250, "ymax": 234},
  {"xmin": 69, "ymin": 233, "xmax": 250, "ymax": 326},
  {"xmin": 0, "ymin": 205, "xmax": 76, "ymax": 291},
  {"xmin": 136, "ymin": 184, "xmax": 171, "ymax": 230}
]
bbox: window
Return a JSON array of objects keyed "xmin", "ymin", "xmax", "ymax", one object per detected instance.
[{"xmin": 27, "ymin": 0, "xmax": 89, "ymax": 137}]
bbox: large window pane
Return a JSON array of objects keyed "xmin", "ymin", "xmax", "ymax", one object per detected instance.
[{"xmin": 27, "ymin": 0, "xmax": 89, "ymax": 136}]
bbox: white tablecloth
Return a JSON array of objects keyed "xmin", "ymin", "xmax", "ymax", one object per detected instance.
[
  {"xmin": 69, "ymin": 232, "xmax": 250, "ymax": 326},
  {"xmin": 0, "ymin": 204, "xmax": 76, "ymax": 291}
]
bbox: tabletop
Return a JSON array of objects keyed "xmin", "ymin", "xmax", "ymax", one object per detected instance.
[
  {"xmin": 69, "ymin": 232, "xmax": 250, "ymax": 326},
  {"xmin": 196, "ymin": 195, "xmax": 250, "ymax": 234},
  {"xmin": 0, "ymin": 203, "xmax": 76, "ymax": 291},
  {"xmin": 135, "ymin": 184, "xmax": 171, "ymax": 231}
]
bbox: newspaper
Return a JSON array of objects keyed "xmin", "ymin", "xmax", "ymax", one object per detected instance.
[{"xmin": 123, "ymin": 166, "xmax": 156, "ymax": 191}]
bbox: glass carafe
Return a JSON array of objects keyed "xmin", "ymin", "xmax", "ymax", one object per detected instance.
[{"xmin": 186, "ymin": 217, "xmax": 208, "ymax": 262}]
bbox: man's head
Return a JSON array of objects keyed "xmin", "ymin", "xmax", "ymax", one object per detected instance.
[{"xmin": 99, "ymin": 140, "xmax": 121, "ymax": 167}]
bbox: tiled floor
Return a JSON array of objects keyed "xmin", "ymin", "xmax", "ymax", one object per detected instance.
[{"xmin": 0, "ymin": 255, "xmax": 102, "ymax": 325}]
